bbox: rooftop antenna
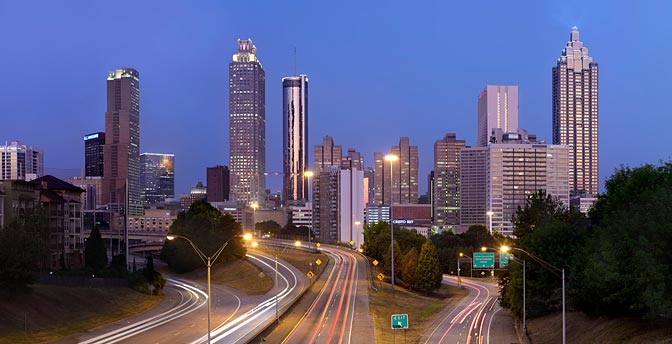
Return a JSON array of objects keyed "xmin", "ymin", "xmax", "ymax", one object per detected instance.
[{"xmin": 293, "ymin": 47, "xmax": 297, "ymax": 76}]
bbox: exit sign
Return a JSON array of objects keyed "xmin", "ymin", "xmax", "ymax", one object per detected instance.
[{"xmin": 391, "ymin": 313, "xmax": 408, "ymax": 329}]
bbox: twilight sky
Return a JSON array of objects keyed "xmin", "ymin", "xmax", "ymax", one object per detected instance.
[{"xmin": 1, "ymin": 0, "xmax": 670, "ymax": 196}]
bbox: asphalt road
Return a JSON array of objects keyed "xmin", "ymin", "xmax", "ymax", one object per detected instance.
[
  {"xmin": 278, "ymin": 246, "xmax": 375, "ymax": 344},
  {"xmin": 420, "ymin": 275, "xmax": 519, "ymax": 344}
]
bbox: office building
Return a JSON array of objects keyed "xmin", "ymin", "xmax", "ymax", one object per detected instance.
[
  {"xmin": 84, "ymin": 132, "xmax": 105, "ymax": 177},
  {"xmin": 229, "ymin": 39, "xmax": 266, "ymax": 204},
  {"xmin": 314, "ymin": 136, "xmax": 342, "ymax": 173},
  {"xmin": 282, "ymin": 74, "xmax": 309, "ymax": 205},
  {"xmin": 553, "ymin": 27, "xmax": 599, "ymax": 195},
  {"xmin": 460, "ymin": 129, "xmax": 570, "ymax": 236},
  {"xmin": 373, "ymin": 137, "xmax": 419, "ymax": 205},
  {"xmin": 433, "ymin": 133, "xmax": 466, "ymax": 231},
  {"xmin": 103, "ymin": 68, "xmax": 142, "ymax": 216},
  {"xmin": 315, "ymin": 166, "xmax": 364, "ymax": 248},
  {"xmin": 1, "ymin": 141, "xmax": 43, "ymax": 180},
  {"xmin": 67, "ymin": 176, "xmax": 103, "ymax": 210},
  {"xmin": 140, "ymin": 153, "xmax": 175, "ymax": 205},
  {"xmin": 478, "ymin": 85, "xmax": 519, "ymax": 147},
  {"xmin": 207, "ymin": 165, "xmax": 230, "ymax": 202}
]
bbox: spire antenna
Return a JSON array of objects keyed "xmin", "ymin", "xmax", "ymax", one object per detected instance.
[{"xmin": 293, "ymin": 47, "xmax": 297, "ymax": 76}]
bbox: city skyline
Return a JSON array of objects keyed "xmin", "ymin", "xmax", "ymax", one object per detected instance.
[{"xmin": 1, "ymin": 1, "xmax": 669, "ymax": 197}]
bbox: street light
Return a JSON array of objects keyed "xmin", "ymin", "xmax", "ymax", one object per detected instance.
[
  {"xmin": 353, "ymin": 221, "xmax": 361, "ymax": 249},
  {"xmin": 486, "ymin": 210, "xmax": 494, "ymax": 235},
  {"xmin": 457, "ymin": 252, "xmax": 473, "ymax": 279},
  {"xmin": 247, "ymin": 238, "xmax": 301, "ymax": 324},
  {"xmin": 166, "ymin": 234, "xmax": 236, "ymax": 344},
  {"xmin": 250, "ymin": 202, "xmax": 259, "ymax": 237},
  {"xmin": 303, "ymin": 170, "xmax": 314, "ymax": 248},
  {"xmin": 384, "ymin": 153, "xmax": 398, "ymax": 290},
  {"xmin": 501, "ymin": 245, "xmax": 564, "ymax": 344}
]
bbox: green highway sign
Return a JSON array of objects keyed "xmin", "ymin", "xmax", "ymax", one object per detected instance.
[
  {"xmin": 391, "ymin": 313, "xmax": 408, "ymax": 329},
  {"xmin": 500, "ymin": 252, "xmax": 510, "ymax": 268},
  {"xmin": 473, "ymin": 252, "xmax": 495, "ymax": 269}
]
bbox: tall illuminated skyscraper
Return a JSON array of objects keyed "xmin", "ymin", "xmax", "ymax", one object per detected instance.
[
  {"xmin": 282, "ymin": 74, "xmax": 308, "ymax": 205},
  {"xmin": 102, "ymin": 68, "xmax": 142, "ymax": 215},
  {"xmin": 373, "ymin": 137, "xmax": 419, "ymax": 205},
  {"xmin": 477, "ymin": 85, "xmax": 518, "ymax": 147},
  {"xmin": 229, "ymin": 39, "xmax": 266, "ymax": 205},
  {"xmin": 553, "ymin": 27, "xmax": 599, "ymax": 195},
  {"xmin": 140, "ymin": 153, "xmax": 174, "ymax": 205},
  {"xmin": 433, "ymin": 133, "xmax": 466, "ymax": 230}
]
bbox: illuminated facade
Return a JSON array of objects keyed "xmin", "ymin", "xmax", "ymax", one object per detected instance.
[
  {"xmin": 84, "ymin": 132, "xmax": 105, "ymax": 177},
  {"xmin": 229, "ymin": 39, "xmax": 266, "ymax": 205},
  {"xmin": 553, "ymin": 27, "xmax": 599, "ymax": 195},
  {"xmin": 103, "ymin": 68, "xmax": 142, "ymax": 215},
  {"xmin": 433, "ymin": 133, "xmax": 466, "ymax": 231},
  {"xmin": 373, "ymin": 137, "xmax": 419, "ymax": 205},
  {"xmin": 478, "ymin": 85, "xmax": 518, "ymax": 147},
  {"xmin": 0, "ymin": 141, "xmax": 43, "ymax": 181},
  {"xmin": 282, "ymin": 74, "xmax": 309, "ymax": 205},
  {"xmin": 140, "ymin": 153, "xmax": 175, "ymax": 205},
  {"xmin": 460, "ymin": 130, "xmax": 570, "ymax": 236}
]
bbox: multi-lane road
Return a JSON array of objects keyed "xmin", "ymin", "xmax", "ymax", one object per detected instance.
[
  {"xmin": 280, "ymin": 246, "xmax": 374, "ymax": 344},
  {"xmin": 421, "ymin": 275, "xmax": 518, "ymax": 344}
]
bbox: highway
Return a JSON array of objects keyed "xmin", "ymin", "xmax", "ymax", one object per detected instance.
[
  {"xmin": 421, "ymin": 275, "xmax": 518, "ymax": 344},
  {"xmin": 280, "ymin": 246, "xmax": 374, "ymax": 344}
]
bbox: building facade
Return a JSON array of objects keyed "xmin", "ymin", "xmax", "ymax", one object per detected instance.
[
  {"xmin": 84, "ymin": 132, "xmax": 105, "ymax": 177},
  {"xmin": 553, "ymin": 27, "xmax": 599, "ymax": 195},
  {"xmin": 207, "ymin": 165, "xmax": 230, "ymax": 203},
  {"xmin": 433, "ymin": 133, "xmax": 466, "ymax": 231},
  {"xmin": 229, "ymin": 39, "xmax": 266, "ymax": 205},
  {"xmin": 282, "ymin": 74, "xmax": 309, "ymax": 205},
  {"xmin": 1, "ymin": 141, "xmax": 43, "ymax": 181},
  {"xmin": 460, "ymin": 131, "xmax": 570, "ymax": 236},
  {"xmin": 477, "ymin": 85, "xmax": 519, "ymax": 147},
  {"xmin": 373, "ymin": 137, "xmax": 419, "ymax": 205},
  {"xmin": 103, "ymin": 68, "xmax": 142, "ymax": 216},
  {"xmin": 140, "ymin": 153, "xmax": 175, "ymax": 205},
  {"xmin": 66, "ymin": 176, "xmax": 103, "ymax": 210},
  {"xmin": 315, "ymin": 166, "xmax": 364, "ymax": 248}
]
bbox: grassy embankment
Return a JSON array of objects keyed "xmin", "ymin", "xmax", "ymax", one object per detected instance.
[
  {"xmin": 369, "ymin": 283, "xmax": 469, "ymax": 344},
  {"xmin": 527, "ymin": 311, "xmax": 672, "ymax": 344},
  {"xmin": 0, "ymin": 285, "xmax": 161, "ymax": 344}
]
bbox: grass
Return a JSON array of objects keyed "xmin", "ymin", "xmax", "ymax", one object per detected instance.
[
  {"xmin": 0, "ymin": 285, "xmax": 162, "ymax": 344},
  {"xmin": 369, "ymin": 283, "xmax": 469, "ymax": 344},
  {"xmin": 527, "ymin": 311, "xmax": 672, "ymax": 344},
  {"xmin": 186, "ymin": 258, "xmax": 274, "ymax": 295},
  {"xmin": 278, "ymin": 250, "xmax": 328, "ymax": 277}
]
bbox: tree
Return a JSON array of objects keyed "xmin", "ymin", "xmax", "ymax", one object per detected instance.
[
  {"xmin": 256, "ymin": 220, "xmax": 282, "ymax": 237},
  {"xmin": 401, "ymin": 247, "xmax": 419, "ymax": 289},
  {"xmin": 415, "ymin": 240, "xmax": 442, "ymax": 295},
  {"xmin": 129, "ymin": 256, "xmax": 166, "ymax": 295},
  {"xmin": 85, "ymin": 226, "xmax": 108, "ymax": 271},
  {"xmin": 384, "ymin": 240, "xmax": 403, "ymax": 281},
  {"xmin": 578, "ymin": 163, "xmax": 672, "ymax": 320},
  {"xmin": 161, "ymin": 200, "xmax": 246, "ymax": 273}
]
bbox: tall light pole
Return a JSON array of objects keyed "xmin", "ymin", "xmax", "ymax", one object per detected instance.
[
  {"xmin": 486, "ymin": 210, "xmax": 494, "ymax": 235},
  {"xmin": 250, "ymin": 202, "xmax": 259, "ymax": 236},
  {"xmin": 501, "ymin": 245, "xmax": 563, "ymax": 344},
  {"xmin": 248, "ymin": 239, "xmax": 301, "ymax": 324},
  {"xmin": 303, "ymin": 170, "xmax": 314, "ymax": 248},
  {"xmin": 166, "ymin": 234, "xmax": 235, "ymax": 344},
  {"xmin": 384, "ymin": 153, "xmax": 398, "ymax": 290},
  {"xmin": 484, "ymin": 246, "xmax": 526, "ymax": 333}
]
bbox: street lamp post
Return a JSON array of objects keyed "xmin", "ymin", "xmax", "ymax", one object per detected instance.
[
  {"xmin": 501, "ymin": 246, "xmax": 563, "ymax": 344},
  {"xmin": 384, "ymin": 154, "xmax": 398, "ymax": 290},
  {"xmin": 166, "ymin": 234, "xmax": 235, "ymax": 344},
  {"xmin": 251, "ymin": 202, "xmax": 259, "ymax": 236},
  {"xmin": 486, "ymin": 210, "xmax": 494, "ymax": 235},
  {"xmin": 303, "ymin": 171, "xmax": 314, "ymax": 248},
  {"xmin": 458, "ymin": 252, "xmax": 473, "ymax": 278}
]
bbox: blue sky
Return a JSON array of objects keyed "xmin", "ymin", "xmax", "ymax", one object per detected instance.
[{"xmin": 0, "ymin": 0, "xmax": 670, "ymax": 196}]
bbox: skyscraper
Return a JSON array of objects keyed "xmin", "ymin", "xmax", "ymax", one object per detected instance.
[
  {"xmin": 207, "ymin": 165, "xmax": 230, "ymax": 202},
  {"xmin": 553, "ymin": 27, "xmax": 599, "ymax": 195},
  {"xmin": 433, "ymin": 133, "xmax": 466, "ymax": 230},
  {"xmin": 140, "ymin": 153, "xmax": 175, "ymax": 205},
  {"xmin": 477, "ymin": 85, "xmax": 519, "ymax": 147},
  {"xmin": 84, "ymin": 132, "xmax": 105, "ymax": 177},
  {"xmin": 374, "ymin": 137, "xmax": 419, "ymax": 205},
  {"xmin": 102, "ymin": 68, "xmax": 142, "ymax": 215},
  {"xmin": 314, "ymin": 136, "xmax": 342, "ymax": 173},
  {"xmin": 282, "ymin": 74, "xmax": 308, "ymax": 205},
  {"xmin": 229, "ymin": 39, "xmax": 266, "ymax": 205},
  {"xmin": 0, "ymin": 141, "xmax": 43, "ymax": 180}
]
